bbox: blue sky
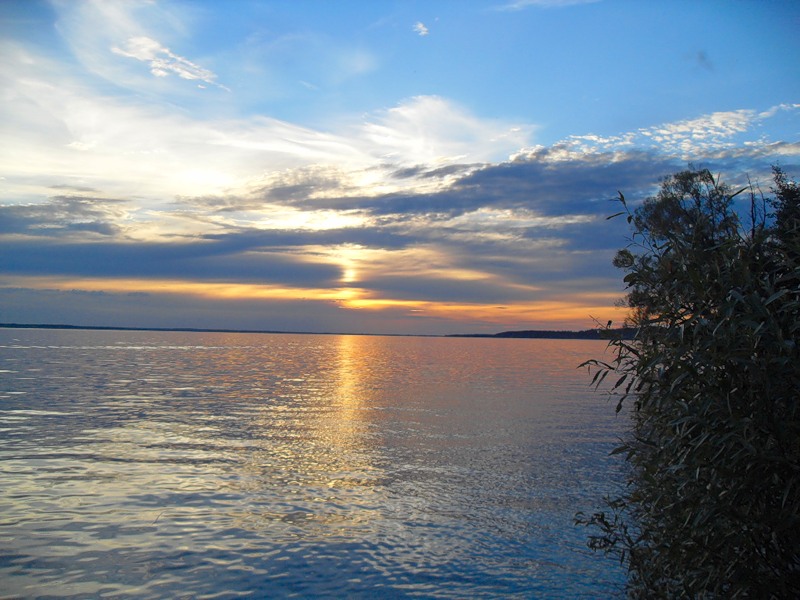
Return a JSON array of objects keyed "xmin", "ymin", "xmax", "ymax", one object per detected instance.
[{"xmin": 1, "ymin": 0, "xmax": 798, "ymax": 334}]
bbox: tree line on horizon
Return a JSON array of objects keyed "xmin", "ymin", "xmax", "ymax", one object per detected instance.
[{"xmin": 578, "ymin": 166, "xmax": 799, "ymax": 597}]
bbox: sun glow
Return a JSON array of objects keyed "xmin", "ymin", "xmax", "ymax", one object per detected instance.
[
  {"xmin": 260, "ymin": 209, "xmax": 368, "ymax": 231},
  {"xmin": 341, "ymin": 295, "xmax": 623, "ymax": 325},
  {"xmin": 2, "ymin": 275, "xmax": 369, "ymax": 304},
  {"xmin": 2, "ymin": 274, "xmax": 622, "ymax": 330}
]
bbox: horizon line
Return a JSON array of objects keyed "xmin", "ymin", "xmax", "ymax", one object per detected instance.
[{"xmin": 0, "ymin": 321, "xmax": 616, "ymax": 340}]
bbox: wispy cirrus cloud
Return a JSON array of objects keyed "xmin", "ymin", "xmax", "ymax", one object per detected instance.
[
  {"xmin": 47, "ymin": 0, "xmax": 199, "ymax": 92},
  {"xmin": 360, "ymin": 95, "xmax": 533, "ymax": 165},
  {"xmin": 498, "ymin": 0, "xmax": 601, "ymax": 10},
  {"xmin": 1, "ymin": 42, "xmax": 533, "ymax": 206},
  {"xmin": 413, "ymin": 22, "xmax": 430, "ymax": 36},
  {"xmin": 112, "ymin": 36, "xmax": 228, "ymax": 90}
]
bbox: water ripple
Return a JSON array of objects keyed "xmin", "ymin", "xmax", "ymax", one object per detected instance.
[{"xmin": 0, "ymin": 329, "xmax": 625, "ymax": 598}]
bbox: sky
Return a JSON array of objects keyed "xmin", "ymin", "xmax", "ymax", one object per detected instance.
[{"xmin": 1, "ymin": 0, "xmax": 798, "ymax": 335}]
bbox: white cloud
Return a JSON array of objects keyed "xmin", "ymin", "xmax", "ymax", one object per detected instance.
[
  {"xmin": 758, "ymin": 103, "xmax": 800, "ymax": 119},
  {"xmin": 48, "ymin": 0, "xmax": 216, "ymax": 94},
  {"xmin": 112, "ymin": 36, "xmax": 225, "ymax": 89},
  {"xmin": 643, "ymin": 110, "xmax": 754, "ymax": 144},
  {"xmin": 633, "ymin": 108, "xmax": 798, "ymax": 158},
  {"xmin": 510, "ymin": 104, "xmax": 800, "ymax": 162},
  {"xmin": 359, "ymin": 95, "xmax": 534, "ymax": 165},
  {"xmin": 0, "ymin": 41, "xmax": 332, "ymax": 202},
  {"xmin": 441, "ymin": 208, "xmax": 594, "ymax": 233},
  {"xmin": 498, "ymin": 0, "xmax": 601, "ymax": 10},
  {"xmin": 0, "ymin": 39, "xmax": 533, "ymax": 213},
  {"xmin": 413, "ymin": 22, "xmax": 429, "ymax": 36}
]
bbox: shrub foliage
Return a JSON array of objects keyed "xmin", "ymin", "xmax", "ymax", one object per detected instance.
[{"xmin": 580, "ymin": 167, "xmax": 800, "ymax": 598}]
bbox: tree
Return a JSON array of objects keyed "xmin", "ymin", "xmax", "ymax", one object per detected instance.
[
  {"xmin": 579, "ymin": 168, "xmax": 800, "ymax": 598},
  {"xmin": 772, "ymin": 166, "xmax": 800, "ymax": 266}
]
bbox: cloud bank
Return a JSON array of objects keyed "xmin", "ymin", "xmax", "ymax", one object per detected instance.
[
  {"xmin": 3, "ymin": 98, "xmax": 796, "ymax": 333},
  {"xmin": 1, "ymin": 0, "xmax": 798, "ymax": 334}
]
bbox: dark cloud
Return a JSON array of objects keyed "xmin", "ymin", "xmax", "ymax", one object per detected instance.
[
  {"xmin": 179, "ymin": 146, "xmax": 795, "ymax": 229},
  {"xmin": 0, "ymin": 150, "xmax": 707, "ymax": 309},
  {"xmin": 2, "ymin": 145, "xmax": 793, "ymax": 333},
  {"xmin": 352, "ymin": 273, "xmax": 544, "ymax": 304},
  {"xmin": 0, "ymin": 195, "xmax": 126, "ymax": 237},
  {"xmin": 259, "ymin": 149, "xmax": 680, "ymax": 219},
  {"xmin": 454, "ymin": 150, "xmax": 679, "ymax": 215},
  {"xmin": 49, "ymin": 184, "xmax": 102, "ymax": 193},
  {"xmin": 390, "ymin": 163, "xmax": 476, "ymax": 180},
  {"xmin": 0, "ymin": 239, "xmax": 341, "ymax": 286},
  {"xmin": 200, "ymin": 226, "xmax": 415, "ymax": 251},
  {"xmin": 256, "ymin": 167, "xmax": 357, "ymax": 205}
]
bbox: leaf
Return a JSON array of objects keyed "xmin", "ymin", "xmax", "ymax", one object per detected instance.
[
  {"xmin": 613, "ymin": 373, "xmax": 628, "ymax": 390},
  {"xmin": 765, "ymin": 289, "xmax": 788, "ymax": 306},
  {"xmin": 729, "ymin": 185, "xmax": 748, "ymax": 199},
  {"xmin": 610, "ymin": 444, "xmax": 629, "ymax": 456}
]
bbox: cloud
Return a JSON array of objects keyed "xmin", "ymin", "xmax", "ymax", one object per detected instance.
[
  {"xmin": 498, "ymin": 0, "xmax": 601, "ymax": 10},
  {"xmin": 47, "ymin": 0, "xmax": 204, "ymax": 92},
  {"xmin": 0, "ymin": 237, "xmax": 342, "ymax": 287},
  {"xmin": 260, "ymin": 147, "xmax": 678, "ymax": 218},
  {"xmin": 639, "ymin": 110, "xmax": 756, "ymax": 154},
  {"xmin": 413, "ymin": 22, "xmax": 429, "ymax": 36},
  {"xmin": 360, "ymin": 95, "xmax": 533, "ymax": 165},
  {"xmin": 0, "ymin": 42, "xmax": 356, "ymax": 201},
  {"xmin": 2, "ymin": 7, "xmax": 797, "ymax": 333},
  {"xmin": 0, "ymin": 194, "xmax": 127, "ymax": 238},
  {"xmin": 509, "ymin": 104, "xmax": 800, "ymax": 162},
  {"xmin": 3, "ymin": 119, "xmax": 792, "ymax": 334},
  {"xmin": 0, "ymin": 42, "xmax": 532, "ymax": 204},
  {"xmin": 112, "ymin": 36, "xmax": 226, "ymax": 89},
  {"xmin": 0, "ymin": 285, "xmax": 393, "ymax": 334},
  {"xmin": 4, "ymin": 144, "xmax": 656, "ymax": 317}
]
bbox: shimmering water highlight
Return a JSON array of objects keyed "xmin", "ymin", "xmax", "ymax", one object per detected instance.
[{"xmin": 0, "ymin": 329, "xmax": 624, "ymax": 598}]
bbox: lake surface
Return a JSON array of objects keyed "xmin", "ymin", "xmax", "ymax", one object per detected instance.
[{"xmin": 0, "ymin": 329, "xmax": 625, "ymax": 598}]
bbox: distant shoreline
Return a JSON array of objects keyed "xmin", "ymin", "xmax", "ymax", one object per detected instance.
[
  {"xmin": 449, "ymin": 328, "xmax": 635, "ymax": 340},
  {"xmin": 0, "ymin": 322, "xmax": 632, "ymax": 340}
]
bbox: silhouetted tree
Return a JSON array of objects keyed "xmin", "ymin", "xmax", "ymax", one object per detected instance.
[{"xmin": 579, "ymin": 167, "xmax": 800, "ymax": 598}]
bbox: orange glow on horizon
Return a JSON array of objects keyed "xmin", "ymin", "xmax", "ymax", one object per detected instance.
[
  {"xmin": 1, "ymin": 274, "xmax": 624, "ymax": 329},
  {"xmin": 343, "ymin": 296, "xmax": 625, "ymax": 324}
]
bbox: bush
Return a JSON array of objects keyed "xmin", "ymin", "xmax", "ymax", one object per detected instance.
[{"xmin": 579, "ymin": 168, "xmax": 800, "ymax": 598}]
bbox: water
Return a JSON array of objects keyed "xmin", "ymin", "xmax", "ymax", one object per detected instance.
[{"xmin": 0, "ymin": 329, "xmax": 625, "ymax": 598}]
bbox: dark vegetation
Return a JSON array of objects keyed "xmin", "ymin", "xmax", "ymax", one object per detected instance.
[
  {"xmin": 448, "ymin": 328, "xmax": 635, "ymax": 339},
  {"xmin": 578, "ymin": 167, "xmax": 800, "ymax": 598}
]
